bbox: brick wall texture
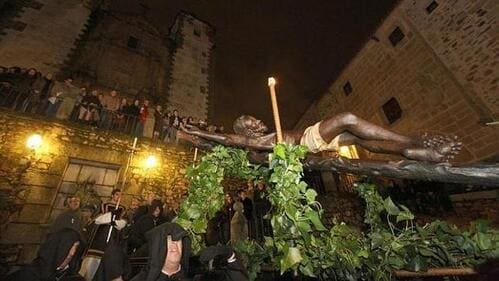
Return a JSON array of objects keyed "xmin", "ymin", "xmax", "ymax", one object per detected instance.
[{"xmin": 295, "ymin": 0, "xmax": 499, "ymax": 163}]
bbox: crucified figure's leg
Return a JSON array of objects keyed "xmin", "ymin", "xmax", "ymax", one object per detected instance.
[
  {"xmin": 319, "ymin": 112, "xmax": 414, "ymax": 144},
  {"xmin": 338, "ymin": 133, "xmax": 460, "ymax": 162},
  {"xmin": 323, "ymin": 113, "xmax": 462, "ymax": 162}
]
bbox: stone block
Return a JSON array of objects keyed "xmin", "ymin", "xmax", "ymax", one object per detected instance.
[
  {"xmin": 25, "ymin": 186, "xmax": 55, "ymax": 205},
  {"xmin": 1, "ymin": 223, "xmax": 44, "ymax": 244},
  {"xmin": 15, "ymin": 204, "xmax": 50, "ymax": 223},
  {"xmin": 18, "ymin": 244, "xmax": 39, "ymax": 264},
  {"xmin": 22, "ymin": 172, "xmax": 61, "ymax": 188}
]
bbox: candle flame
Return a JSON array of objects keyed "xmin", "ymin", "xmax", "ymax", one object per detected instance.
[{"xmin": 268, "ymin": 77, "xmax": 276, "ymax": 87}]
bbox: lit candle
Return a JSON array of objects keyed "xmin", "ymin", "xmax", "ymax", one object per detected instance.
[{"xmin": 268, "ymin": 77, "xmax": 283, "ymax": 143}]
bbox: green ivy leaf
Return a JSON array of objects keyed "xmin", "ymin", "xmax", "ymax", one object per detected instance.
[
  {"xmin": 475, "ymin": 232, "xmax": 493, "ymax": 250},
  {"xmin": 384, "ymin": 197, "xmax": 400, "ymax": 216},
  {"xmin": 396, "ymin": 207, "xmax": 415, "ymax": 223},
  {"xmin": 274, "ymin": 145, "xmax": 286, "ymax": 159},
  {"xmin": 281, "ymin": 246, "xmax": 303, "ymax": 273},
  {"xmin": 305, "ymin": 208, "xmax": 327, "ymax": 231},
  {"xmin": 297, "ymin": 221, "xmax": 312, "ymax": 233},
  {"xmin": 305, "ymin": 189, "xmax": 317, "ymax": 203}
]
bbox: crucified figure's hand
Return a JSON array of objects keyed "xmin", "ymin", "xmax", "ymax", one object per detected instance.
[{"xmin": 179, "ymin": 123, "xmax": 199, "ymax": 133}]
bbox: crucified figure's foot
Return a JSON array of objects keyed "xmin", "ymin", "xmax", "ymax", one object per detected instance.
[{"xmin": 403, "ymin": 134, "xmax": 462, "ymax": 163}]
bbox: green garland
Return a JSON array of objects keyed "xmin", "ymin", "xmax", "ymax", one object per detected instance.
[
  {"xmin": 177, "ymin": 144, "xmax": 499, "ymax": 280},
  {"xmin": 176, "ymin": 146, "xmax": 265, "ymax": 252}
]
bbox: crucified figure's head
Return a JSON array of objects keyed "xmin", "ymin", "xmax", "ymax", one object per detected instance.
[{"xmin": 233, "ymin": 115, "xmax": 268, "ymax": 137}]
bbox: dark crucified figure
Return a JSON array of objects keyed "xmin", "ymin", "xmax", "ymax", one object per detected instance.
[{"xmin": 179, "ymin": 113, "xmax": 462, "ymax": 162}]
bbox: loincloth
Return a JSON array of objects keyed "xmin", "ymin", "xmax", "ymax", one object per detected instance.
[{"xmin": 300, "ymin": 121, "xmax": 340, "ymax": 153}]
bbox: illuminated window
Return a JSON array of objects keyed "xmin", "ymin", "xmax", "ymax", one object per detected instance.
[{"xmin": 48, "ymin": 159, "xmax": 120, "ymax": 222}]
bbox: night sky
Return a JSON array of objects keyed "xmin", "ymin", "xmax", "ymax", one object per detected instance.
[{"xmin": 115, "ymin": 0, "xmax": 399, "ymax": 130}]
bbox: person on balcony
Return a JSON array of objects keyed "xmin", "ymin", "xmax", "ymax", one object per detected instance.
[
  {"xmin": 78, "ymin": 90, "xmax": 101, "ymax": 125},
  {"xmin": 53, "ymin": 77, "xmax": 79, "ymax": 120},
  {"xmin": 114, "ymin": 98, "xmax": 128, "ymax": 130},
  {"xmin": 123, "ymin": 99, "xmax": 139, "ymax": 134},
  {"xmin": 153, "ymin": 105, "xmax": 164, "ymax": 141},
  {"xmin": 16, "ymin": 68, "xmax": 38, "ymax": 112},
  {"xmin": 32, "ymin": 72, "xmax": 54, "ymax": 115},
  {"xmin": 100, "ymin": 90, "xmax": 120, "ymax": 129},
  {"xmin": 134, "ymin": 99, "xmax": 149, "ymax": 137}
]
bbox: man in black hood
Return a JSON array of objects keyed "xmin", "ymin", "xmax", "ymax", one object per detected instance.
[
  {"xmin": 7, "ymin": 228, "xmax": 84, "ymax": 281},
  {"xmin": 130, "ymin": 222, "xmax": 191, "ymax": 281}
]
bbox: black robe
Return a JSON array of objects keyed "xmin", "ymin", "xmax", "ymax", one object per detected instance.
[
  {"xmin": 192, "ymin": 261, "xmax": 249, "ymax": 281},
  {"xmin": 47, "ymin": 209, "xmax": 84, "ymax": 238},
  {"xmin": 128, "ymin": 214, "xmax": 166, "ymax": 252},
  {"xmin": 7, "ymin": 228, "xmax": 84, "ymax": 281},
  {"xmin": 91, "ymin": 240, "xmax": 130, "ymax": 281},
  {"xmin": 130, "ymin": 223, "xmax": 191, "ymax": 281},
  {"xmin": 195, "ymin": 245, "xmax": 249, "ymax": 281}
]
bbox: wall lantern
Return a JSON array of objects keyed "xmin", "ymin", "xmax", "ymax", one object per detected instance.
[
  {"xmin": 143, "ymin": 155, "xmax": 159, "ymax": 169},
  {"xmin": 26, "ymin": 134, "xmax": 43, "ymax": 151}
]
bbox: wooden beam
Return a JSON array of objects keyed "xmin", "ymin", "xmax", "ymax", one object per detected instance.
[
  {"xmin": 394, "ymin": 267, "xmax": 477, "ymax": 278},
  {"xmin": 304, "ymin": 156, "xmax": 499, "ymax": 186}
]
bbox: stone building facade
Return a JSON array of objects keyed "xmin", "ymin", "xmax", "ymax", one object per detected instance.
[
  {"xmin": 0, "ymin": 110, "xmax": 195, "ymax": 272},
  {"xmin": 295, "ymin": 0, "xmax": 499, "ymax": 163},
  {"xmin": 0, "ymin": 1, "xmax": 215, "ymax": 119},
  {"xmin": 0, "ymin": 0, "xmax": 94, "ymax": 75},
  {"xmin": 166, "ymin": 12, "xmax": 215, "ymax": 121},
  {"xmin": 67, "ymin": 9, "xmax": 171, "ymax": 102}
]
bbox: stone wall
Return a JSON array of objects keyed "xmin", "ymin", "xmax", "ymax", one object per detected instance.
[
  {"xmin": 167, "ymin": 12, "xmax": 214, "ymax": 121},
  {"xmin": 295, "ymin": 0, "xmax": 499, "ymax": 163},
  {"xmin": 0, "ymin": 0, "xmax": 92, "ymax": 74},
  {"xmin": 0, "ymin": 110, "xmax": 194, "ymax": 269},
  {"xmin": 68, "ymin": 10, "xmax": 171, "ymax": 101}
]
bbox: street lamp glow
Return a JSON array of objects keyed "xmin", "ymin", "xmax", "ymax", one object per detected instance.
[
  {"xmin": 144, "ymin": 155, "xmax": 158, "ymax": 169},
  {"xmin": 26, "ymin": 134, "xmax": 43, "ymax": 150}
]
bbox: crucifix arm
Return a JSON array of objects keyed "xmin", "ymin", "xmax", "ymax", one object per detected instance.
[
  {"xmin": 180, "ymin": 124, "xmax": 274, "ymax": 151},
  {"xmin": 180, "ymin": 124, "xmax": 229, "ymax": 144}
]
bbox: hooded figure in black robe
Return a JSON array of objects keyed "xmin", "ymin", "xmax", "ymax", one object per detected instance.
[
  {"xmin": 193, "ymin": 245, "xmax": 249, "ymax": 281},
  {"xmin": 130, "ymin": 222, "xmax": 191, "ymax": 281},
  {"xmin": 128, "ymin": 199, "xmax": 166, "ymax": 254},
  {"xmin": 91, "ymin": 240, "xmax": 130, "ymax": 281},
  {"xmin": 7, "ymin": 228, "xmax": 84, "ymax": 281}
]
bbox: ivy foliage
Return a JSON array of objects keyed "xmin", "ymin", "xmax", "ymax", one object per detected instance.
[
  {"xmin": 176, "ymin": 146, "xmax": 266, "ymax": 252},
  {"xmin": 177, "ymin": 144, "xmax": 499, "ymax": 280}
]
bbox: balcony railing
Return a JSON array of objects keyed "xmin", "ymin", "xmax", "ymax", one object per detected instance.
[{"xmin": 0, "ymin": 82, "xmax": 175, "ymax": 141}]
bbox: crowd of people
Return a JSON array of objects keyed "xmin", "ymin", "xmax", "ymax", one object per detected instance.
[
  {"xmin": 0, "ymin": 66, "xmax": 224, "ymax": 140},
  {"xmin": 206, "ymin": 182, "xmax": 272, "ymax": 247},
  {"xmin": 7, "ymin": 188, "xmax": 256, "ymax": 281}
]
